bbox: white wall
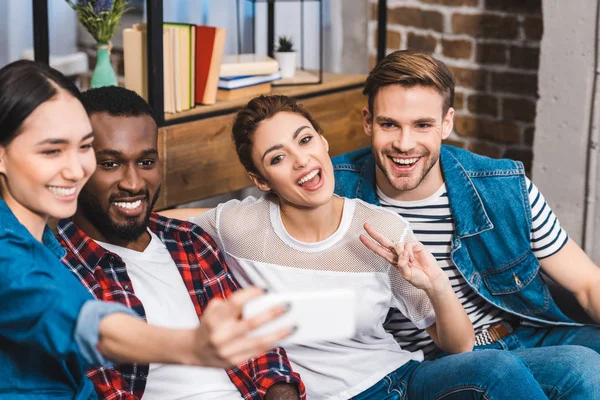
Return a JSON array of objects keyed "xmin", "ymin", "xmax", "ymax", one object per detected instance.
[
  {"xmin": 0, "ymin": 0, "xmax": 78, "ymax": 68},
  {"xmin": 533, "ymin": 0, "xmax": 600, "ymax": 261}
]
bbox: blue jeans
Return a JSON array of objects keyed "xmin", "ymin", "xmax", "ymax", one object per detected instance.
[
  {"xmin": 474, "ymin": 324, "xmax": 600, "ymax": 399},
  {"xmin": 353, "ymin": 350, "xmax": 548, "ymax": 399},
  {"xmin": 354, "ymin": 326, "xmax": 600, "ymax": 399}
]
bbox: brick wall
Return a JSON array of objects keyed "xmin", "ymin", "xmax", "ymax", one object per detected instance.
[{"xmin": 368, "ymin": 0, "xmax": 543, "ymax": 172}]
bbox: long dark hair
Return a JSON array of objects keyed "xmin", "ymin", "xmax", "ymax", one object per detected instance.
[{"xmin": 0, "ymin": 60, "xmax": 83, "ymax": 147}]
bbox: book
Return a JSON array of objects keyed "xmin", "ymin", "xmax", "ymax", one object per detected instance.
[
  {"xmin": 163, "ymin": 26, "xmax": 175, "ymax": 113},
  {"xmin": 216, "ymin": 82, "xmax": 272, "ymax": 102},
  {"xmin": 123, "ymin": 24, "xmax": 148, "ymax": 101},
  {"xmin": 195, "ymin": 26, "xmax": 227, "ymax": 105},
  {"xmin": 164, "ymin": 23, "xmax": 195, "ymax": 112},
  {"xmin": 218, "ymin": 72, "xmax": 282, "ymax": 90},
  {"xmin": 220, "ymin": 54, "xmax": 279, "ymax": 78}
]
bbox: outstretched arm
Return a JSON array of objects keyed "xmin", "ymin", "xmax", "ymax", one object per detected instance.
[
  {"xmin": 98, "ymin": 287, "xmax": 293, "ymax": 367},
  {"xmin": 361, "ymin": 223, "xmax": 474, "ymax": 354}
]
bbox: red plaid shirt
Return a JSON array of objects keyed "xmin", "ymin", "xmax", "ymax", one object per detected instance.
[{"xmin": 57, "ymin": 214, "xmax": 304, "ymax": 400}]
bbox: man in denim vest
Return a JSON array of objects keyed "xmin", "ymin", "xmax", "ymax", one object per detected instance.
[{"xmin": 333, "ymin": 49, "xmax": 600, "ymax": 397}]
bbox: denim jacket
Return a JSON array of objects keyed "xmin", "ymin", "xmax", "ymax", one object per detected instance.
[
  {"xmin": 332, "ymin": 145, "xmax": 578, "ymax": 326},
  {"xmin": 0, "ymin": 199, "xmax": 134, "ymax": 399}
]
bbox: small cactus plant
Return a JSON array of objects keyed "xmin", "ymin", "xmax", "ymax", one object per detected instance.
[{"xmin": 276, "ymin": 35, "xmax": 295, "ymax": 52}]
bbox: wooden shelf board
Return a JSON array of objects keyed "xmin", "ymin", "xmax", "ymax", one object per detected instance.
[{"xmin": 164, "ymin": 72, "xmax": 365, "ymax": 122}]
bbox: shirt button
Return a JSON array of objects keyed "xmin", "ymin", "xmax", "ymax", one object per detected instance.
[
  {"xmin": 123, "ymin": 284, "xmax": 131, "ymax": 291},
  {"xmin": 137, "ymin": 372, "xmax": 146, "ymax": 379},
  {"xmin": 187, "ymin": 254, "xmax": 194, "ymax": 263}
]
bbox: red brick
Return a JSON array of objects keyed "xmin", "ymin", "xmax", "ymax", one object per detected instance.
[
  {"xmin": 450, "ymin": 66, "xmax": 488, "ymax": 90},
  {"xmin": 442, "ymin": 38, "xmax": 473, "ymax": 60},
  {"xmin": 443, "ymin": 138, "xmax": 469, "ymax": 148},
  {"xmin": 509, "ymin": 46, "xmax": 540, "ymax": 70},
  {"xmin": 454, "ymin": 115, "xmax": 521, "ymax": 143},
  {"xmin": 376, "ymin": 30, "xmax": 402, "ymax": 51},
  {"xmin": 407, "ymin": 32, "xmax": 438, "ymax": 53},
  {"xmin": 503, "ymin": 148, "xmax": 533, "ymax": 173},
  {"xmin": 389, "ymin": 7, "xmax": 444, "ymax": 32},
  {"xmin": 420, "ymin": 0, "xmax": 478, "ymax": 5},
  {"xmin": 491, "ymin": 72, "xmax": 538, "ymax": 95},
  {"xmin": 468, "ymin": 94, "xmax": 498, "ymax": 117},
  {"xmin": 503, "ymin": 98, "xmax": 537, "ymax": 122},
  {"xmin": 387, "ymin": 31, "xmax": 402, "ymax": 50},
  {"xmin": 468, "ymin": 142, "xmax": 504, "ymax": 158},
  {"xmin": 524, "ymin": 17, "xmax": 543, "ymax": 41},
  {"xmin": 485, "ymin": 0, "xmax": 542, "ymax": 14},
  {"xmin": 454, "ymin": 91, "xmax": 465, "ymax": 110},
  {"xmin": 371, "ymin": 3, "xmax": 378, "ymax": 21},
  {"xmin": 476, "ymin": 42, "xmax": 507, "ymax": 65},
  {"xmin": 452, "ymin": 14, "xmax": 519, "ymax": 39}
]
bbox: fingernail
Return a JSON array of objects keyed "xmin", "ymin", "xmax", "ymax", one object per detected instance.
[
  {"xmin": 282, "ymin": 302, "xmax": 292, "ymax": 312},
  {"xmin": 290, "ymin": 325, "xmax": 298, "ymax": 334}
]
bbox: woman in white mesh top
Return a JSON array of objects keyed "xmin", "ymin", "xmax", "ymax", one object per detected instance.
[{"xmin": 171, "ymin": 95, "xmax": 549, "ymax": 400}]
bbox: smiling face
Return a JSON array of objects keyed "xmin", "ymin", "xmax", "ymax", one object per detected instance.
[
  {"xmin": 249, "ymin": 111, "xmax": 334, "ymax": 209},
  {"xmin": 0, "ymin": 92, "xmax": 95, "ymax": 236},
  {"xmin": 364, "ymin": 84, "xmax": 454, "ymax": 201},
  {"xmin": 74, "ymin": 112, "xmax": 161, "ymax": 247}
]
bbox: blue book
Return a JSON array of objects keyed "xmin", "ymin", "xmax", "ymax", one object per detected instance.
[{"xmin": 218, "ymin": 72, "xmax": 282, "ymax": 90}]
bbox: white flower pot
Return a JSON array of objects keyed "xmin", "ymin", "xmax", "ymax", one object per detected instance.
[{"xmin": 274, "ymin": 51, "xmax": 297, "ymax": 78}]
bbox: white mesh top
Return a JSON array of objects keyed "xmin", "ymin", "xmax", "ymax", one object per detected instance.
[{"xmin": 190, "ymin": 195, "xmax": 436, "ymax": 400}]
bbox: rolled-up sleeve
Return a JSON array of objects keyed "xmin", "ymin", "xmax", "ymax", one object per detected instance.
[{"xmin": 75, "ymin": 300, "xmax": 139, "ymax": 367}]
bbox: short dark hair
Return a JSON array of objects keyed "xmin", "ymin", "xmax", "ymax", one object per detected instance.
[
  {"xmin": 81, "ymin": 86, "xmax": 156, "ymax": 123},
  {"xmin": 0, "ymin": 60, "xmax": 82, "ymax": 147},
  {"xmin": 364, "ymin": 49, "xmax": 455, "ymax": 116},
  {"xmin": 232, "ymin": 95, "xmax": 322, "ymax": 175}
]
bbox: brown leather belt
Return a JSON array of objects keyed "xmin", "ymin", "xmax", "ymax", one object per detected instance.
[{"xmin": 474, "ymin": 321, "xmax": 518, "ymax": 347}]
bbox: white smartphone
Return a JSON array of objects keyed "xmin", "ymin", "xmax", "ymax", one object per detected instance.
[{"xmin": 242, "ymin": 289, "xmax": 357, "ymax": 345}]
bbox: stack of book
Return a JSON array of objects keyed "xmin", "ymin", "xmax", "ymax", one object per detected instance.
[
  {"xmin": 217, "ymin": 54, "xmax": 281, "ymax": 101},
  {"xmin": 123, "ymin": 23, "xmax": 226, "ymax": 113}
]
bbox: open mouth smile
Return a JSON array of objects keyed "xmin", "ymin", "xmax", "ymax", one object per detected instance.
[
  {"xmin": 296, "ymin": 168, "xmax": 324, "ymax": 191},
  {"xmin": 390, "ymin": 156, "xmax": 421, "ymax": 168}
]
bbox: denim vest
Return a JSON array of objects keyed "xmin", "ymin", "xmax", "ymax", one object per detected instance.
[{"xmin": 332, "ymin": 145, "xmax": 578, "ymax": 326}]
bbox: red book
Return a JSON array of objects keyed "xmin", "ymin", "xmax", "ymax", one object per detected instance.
[{"xmin": 195, "ymin": 26, "xmax": 226, "ymax": 105}]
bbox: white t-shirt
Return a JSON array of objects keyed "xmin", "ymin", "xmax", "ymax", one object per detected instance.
[
  {"xmin": 378, "ymin": 178, "xmax": 569, "ymax": 356},
  {"xmin": 190, "ymin": 195, "xmax": 436, "ymax": 400},
  {"xmin": 96, "ymin": 231, "xmax": 243, "ymax": 400}
]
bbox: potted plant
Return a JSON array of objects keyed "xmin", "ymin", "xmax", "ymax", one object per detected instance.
[
  {"xmin": 274, "ymin": 35, "xmax": 296, "ymax": 78},
  {"xmin": 66, "ymin": 0, "xmax": 131, "ymax": 88}
]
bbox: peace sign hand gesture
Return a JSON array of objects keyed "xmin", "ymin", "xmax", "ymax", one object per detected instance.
[{"xmin": 360, "ymin": 223, "xmax": 445, "ymax": 293}]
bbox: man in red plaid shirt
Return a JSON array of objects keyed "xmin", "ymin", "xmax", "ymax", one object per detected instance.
[{"xmin": 57, "ymin": 86, "xmax": 304, "ymax": 400}]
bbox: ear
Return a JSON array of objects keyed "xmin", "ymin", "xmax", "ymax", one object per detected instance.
[
  {"xmin": 248, "ymin": 172, "xmax": 272, "ymax": 192},
  {"xmin": 362, "ymin": 106, "xmax": 373, "ymax": 137},
  {"xmin": 320, "ymin": 134, "xmax": 329, "ymax": 152},
  {"xmin": 441, "ymin": 107, "xmax": 454, "ymax": 140},
  {"xmin": 0, "ymin": 146, "xmax": 6, "ymax": 175}
]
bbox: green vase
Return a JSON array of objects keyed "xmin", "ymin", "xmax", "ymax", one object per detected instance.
[{"xmin": 91, "ymin": 43, "xmax": 118, "ymax": 88}]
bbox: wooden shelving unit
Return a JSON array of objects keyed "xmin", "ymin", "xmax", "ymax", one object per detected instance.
[{"xmin": 31, "ymin": 0, "xmax": 378, "ymax": 207}]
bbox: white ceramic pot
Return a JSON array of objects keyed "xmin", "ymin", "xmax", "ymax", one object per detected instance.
[{"xmin": 274, "ymin": 51, "xmax": 297, "ymax": 78}]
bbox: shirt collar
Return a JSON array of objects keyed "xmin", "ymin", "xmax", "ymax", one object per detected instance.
[
  {"xmin": 0, "ymin": 199, "xmax": 66, "ymax": 258},
  {"xmin": 56, "ymin": 218, "xmax": 122, "ymax": 273},
  {"xmin": 439, "ymin": 146, "xmax": 493, "ymax": 237}
]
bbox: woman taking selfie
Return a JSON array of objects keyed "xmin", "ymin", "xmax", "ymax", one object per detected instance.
[
  {"xmin": 173, "ymin": 95, "xmax": 551, "ymax": 399},
  {"xmin": 0, "ymin": 60, "xmax": 290, "ymax": 399}
]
